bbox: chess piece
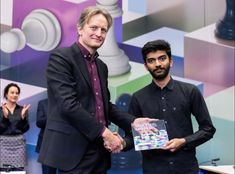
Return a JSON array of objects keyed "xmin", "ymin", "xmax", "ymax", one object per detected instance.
[{"xmin": 215, "ymin": 0, "xmax": 235, "ymax": 40}]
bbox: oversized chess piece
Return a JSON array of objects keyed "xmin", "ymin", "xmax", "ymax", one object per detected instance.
[
  {"xmin": 96, "ymin": 0, "xmax": 131, "ymax": 76},
  {"xmin": 215, "ymin": 0, "xmax": 235, "ymax": 40},
  {"xmin": 0, "ymin": 9, "xmax": 61, "ymax": 53}
]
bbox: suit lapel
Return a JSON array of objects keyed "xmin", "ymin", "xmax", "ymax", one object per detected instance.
[{"xmin": 71, "ymin": 44, "xmax": 91, "ymax": 88}]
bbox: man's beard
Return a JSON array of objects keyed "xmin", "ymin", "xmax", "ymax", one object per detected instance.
[{"xmin": 149, "ymin": 64, "xmax": 170, "ymax": 81}]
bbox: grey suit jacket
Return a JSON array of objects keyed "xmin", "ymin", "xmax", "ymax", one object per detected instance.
[{"xmin": 38, "ymin": 43, "xmax": 135, "ymax": 171}]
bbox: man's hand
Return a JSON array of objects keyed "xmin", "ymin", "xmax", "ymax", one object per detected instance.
[
  {"xmin": 102, "ymin": 128, "xmax": 123, "ymax": 153},
  {"xmin": 163, "ymin": 138, "xmax": 186, "ymax": 152},
  {"xmin": 112, "ymin": 132, "xmax": 126, "ymax": 153},
  {"xmin": 132, "ymin": 117, "xmax": 158, "ymax": 134}
]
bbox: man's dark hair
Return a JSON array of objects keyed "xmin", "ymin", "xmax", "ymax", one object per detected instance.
[{"xmin": 141, "ymin": 40, "xmax": 172, "ymax": 63}]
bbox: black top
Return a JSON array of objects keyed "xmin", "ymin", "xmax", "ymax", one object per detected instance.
[
  {"xmin": 128, "ymin": 77, "xmax": 216, "ymax": 173},
  {"xmin": 0, "ymin": 104, "xmax": 29, "ymax": 135}
]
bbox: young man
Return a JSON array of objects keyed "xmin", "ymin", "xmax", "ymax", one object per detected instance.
[
  {"xmin": 128, "ymin": 40, "xmax": 216, "ymax": 174},
  {"xmin": 38, "ymin": 6, "xmax": 150, "ymax": 174}
]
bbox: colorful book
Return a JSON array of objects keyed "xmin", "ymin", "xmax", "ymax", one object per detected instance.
[{"xmin": 132, "ymin": 120, "xmax": 169, "ymax": 151}]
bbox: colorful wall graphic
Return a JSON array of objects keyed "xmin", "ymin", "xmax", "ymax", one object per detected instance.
[{"xmin": 0, "ymin": 0, "xmax": 234, "ymax": 173}]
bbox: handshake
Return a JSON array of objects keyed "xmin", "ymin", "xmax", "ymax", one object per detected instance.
[
  {"xmin": 102, "ymin": 128, "xmax": 126, "ymax": 153},
  {"xmin": 102, "ymin": 117, "xmax": 157, "ymax": 153}
]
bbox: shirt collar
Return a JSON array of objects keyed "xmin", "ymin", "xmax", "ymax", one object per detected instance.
[
  {"xmin": 151, "ymin": 76, "xmax": 174, "ymax": 91},
  {"xmin": 77, "ymin": 41, "xmax": 99, "ymax": 61},
  {"xmin": 167, "ymin": 77, "xmax": 174, "ymax": 90}
]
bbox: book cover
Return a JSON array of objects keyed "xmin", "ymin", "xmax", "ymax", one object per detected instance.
[{"xmin": 131, "ymin": 119, "xmax": 169, "ymax": 151}]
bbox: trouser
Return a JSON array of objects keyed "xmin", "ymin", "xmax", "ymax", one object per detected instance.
[{"xmin": 59, "ymin": 138, "xmax": 110, "ymax": 174}]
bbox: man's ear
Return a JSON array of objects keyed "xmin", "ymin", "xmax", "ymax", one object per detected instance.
[{"xmin": 144, "ymin": 63, "xmax": 148, "ymax": 70}]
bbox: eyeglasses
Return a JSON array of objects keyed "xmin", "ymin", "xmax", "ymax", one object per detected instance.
[{"xmin": 146, "ymin": 55, "xmax": 168, "ymax": 64}]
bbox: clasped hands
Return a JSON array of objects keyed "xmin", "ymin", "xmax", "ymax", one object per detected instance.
[
  {"xmin": 102, "ymin": 128, "xmax": 124, "ymax": 153},
  {"xmin": 1, "ymin": 102, "xmax": 31, "ymax": 119},
  {"xmin": 102, "ymin": 117, "xmax": 157, "ymax": 153}
]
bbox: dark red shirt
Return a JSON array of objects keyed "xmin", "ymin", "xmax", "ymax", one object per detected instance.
[{"xmin": 77, "ymin": 42, "xmax": 106, "ymax": 126}]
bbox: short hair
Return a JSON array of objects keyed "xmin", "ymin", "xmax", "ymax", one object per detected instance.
[
  {"xmin": 141, "ymin": 40, "xmax": 172, "ymax": 63},
  {"xmin": 3, "ymin": 83, "xmax": 21, "ymax": 99},
  {"xmin": 77, "ymin": 6, "xmax": 113, "ymax": 30}
]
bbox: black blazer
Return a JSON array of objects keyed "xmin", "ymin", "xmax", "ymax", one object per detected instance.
[
  {"xmin": 38, "ymin": 43, "xmax": 135, "ymax": 171},
  {"xmin": 35, "ymin": 98, "xmax": 48, "ymax": 153}
]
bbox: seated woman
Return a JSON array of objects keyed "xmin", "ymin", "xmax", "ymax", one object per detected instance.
[{"xmin": 0, "ymin": 83, "xmax": 30, "ymax": 171}]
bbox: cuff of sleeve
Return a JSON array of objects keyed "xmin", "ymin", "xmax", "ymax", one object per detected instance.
[
  {"xmin": 99, "ymin": 126, "xmax": 106, "ymax": 138},
  {"xmin": 183, "ymin": 137, "xmax": 192, "ymax": 150},
  {"xmin": 122, "ymin": 139, "xmax": 127, "ymax": 149},
  {"xmin": 122, "ymin": 136, "xmax": 134, "ymax": 151}
]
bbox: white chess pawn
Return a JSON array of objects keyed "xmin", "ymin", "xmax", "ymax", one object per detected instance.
[{"xmin": 0, "ymin": 9, "xmax": 61, "ymax": 53}]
